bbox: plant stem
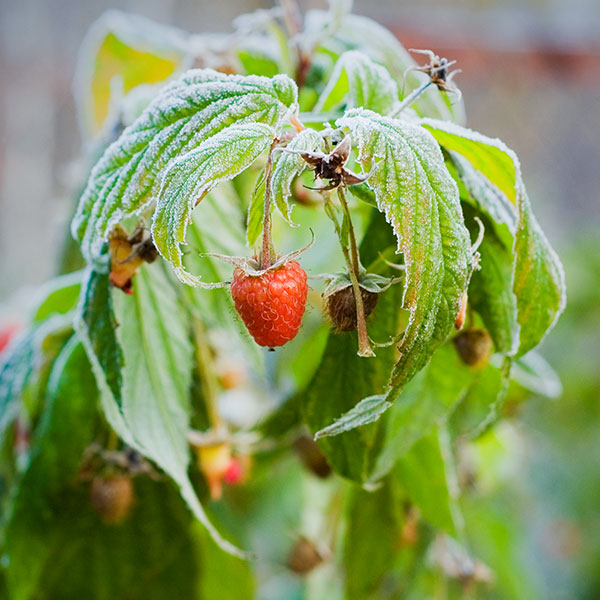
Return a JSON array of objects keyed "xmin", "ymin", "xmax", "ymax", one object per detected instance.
[
  {"xmin": 335, "ymin": 188, "xmax": 375, "ymax": 358},
  {"xmin": 192, "ymin": 316, "xmax": 224, "ymax": 432},
  {"xmin": 389, "ymin": 81, "xmax": 432, "ymax": 118},
  {"xmin": 337, "ymin": 187, "xmax": 360, "ymax": 278},
  {"xmin": 261, "ymin": 140, "xmax": 279, "ymax": 269}
]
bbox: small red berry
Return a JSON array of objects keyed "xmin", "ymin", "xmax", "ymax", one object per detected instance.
[
  {"xmin": 231, "ymin": 260, "xmax": 308, "ymax": 348},
  {"xmin": 223, "ymin": 458, "xmax": 243, "ymax": 485}
]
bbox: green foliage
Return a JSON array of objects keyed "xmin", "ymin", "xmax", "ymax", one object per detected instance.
[
  {"xmin": 338, "ymin": 109, "xmax": 473, "ymax": 391},
  {"xmin": 0, "ymin": 2, "xmax": 568, "ymax": 598}
]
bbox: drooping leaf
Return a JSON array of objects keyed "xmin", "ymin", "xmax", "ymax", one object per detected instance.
[
  {"xmin": 314, "ymin": 394, "xmax": 391, "ymax": 439},
  {"xmin": 396, "ymin": 427, "xmax": 462, "ymax": 536},
  {"xmin": 465, "ymin": 210, "xmax": 518, "ymax": 355},
  {"xmin": 371, "ymin": 344, "xmax": 478, "ymax": 481},
  {"xmin": 4, "ymin": 338, "xmax": 98, "ymax": 600},
  {"xmin": 420, "ymin": 118, "xmax": 566, "ymax": 357},
  {"xmin": 151, "ymin": 122, "xmax": 274, "ymax": 285},
  {"xmin": 72, "ymin": 69, "xmax": 297, "ymax": 263},
  {"xmin": 75, "ymin": 267, "xmax": 124, "ymax": 410},
  {"xmin": 314, "ymin": 50, "xmax": 399, "ymax": 114},
  {"xmin": 338, "ymin": 109, "xmax": 472, "ymax": 392},
  {"xmin": 0, "ymin": 315, "xmax": 73, "ymax": 449},
  {"xmin": 75, "ymin": 10, "xmax": 191, "ymax": 137},
  {"xmin": 344, "ymin": 478, "xmax": 405, "ymax": 600}
]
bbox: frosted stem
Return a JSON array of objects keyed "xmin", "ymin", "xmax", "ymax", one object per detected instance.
[
  {"xmin": 261, "ymin": 140, "xmax": 279, "ymax": 269},
  {"xmin": 337, "ymin": 187, "xmax": 375, "ymax": 358},
  {"xmin": 389, "ymin": 81, "xmax": 432, "ymax": 118}
]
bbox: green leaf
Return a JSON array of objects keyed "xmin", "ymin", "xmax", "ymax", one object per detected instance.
[
  {"xmin": 338, "ymin": 109, "xmax": 472, "ymax": 392},
  {"xmin": 72, "ymin": 69, "xmax": 297, "ymax": 263},
  {"xmin": 0, "ymin": 316, "xmax": 73, "ymax": 449},
  {"xmin": 151, "ymin": 122, "xmax": 274, "ymax": 285},
  {"xmin": 270, "ymin": 128, "xmax": 323, "ymax": 224},
  {"xmin": 420, "ymin": 118, "xmax": 566, "ymax": 357},
  {"xmin": 396, "ymin": 427, "xmax": 462, "ymax": 536},
  {"xmin": 30, "ymin": 271, "xmax": 82, "ymax": 323},
  {"xmin": 76, "ymin": 263, "xmax": 243, "ymax": 556},
  {"xmin": 511, "ymin": 351, "xmax": 562, "ymax": 399},
  {"xmin": 344, "ymin": 478, "xmax": 404, "ymax": 600},
  {"xmin": 371, "ymin": 344, "xmax": 478, "ymax": 481},
  {"xmin": 314, "ymin": 394, "xmax": 391, "ymax": 439},
  {"xmin": 112, "ymin": 263, "xmax": 243, "ymax": 556},
  {"xmin": 314, "ymin": 50, "xmax": 399, "ymax": 114},
  {"xmin": 35, "ymin": 478, "xmax": 202, "ymax": 600},
  {"xmin": 309, "ymin": 11, "xmax": 464, "ymax": 122},
  {"xmin": 74, "ymin": 10, "xmax": 190, "ymax": 137},
  {"xmin": 75, "ymin": 267, "xmax": 124, "ymax": 409},
  {"xmin": 246, "ymin": 170, "xmax": 267, "ymax": 247},
  {"xmin": 465, "ymin": 211, "xmax": 518, "ymax": 354},
  {"xmin": 4, "ymin": 338, "xmax": 98, "ymax": 600}
]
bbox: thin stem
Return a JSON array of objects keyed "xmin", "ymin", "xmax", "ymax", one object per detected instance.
[
  {"xmin": 192, "ymin": 316, "xmax": 224, "ymax": 432},
  {"xmin": 331, "ymin": 189, "xmax": 375, "ymax": 358},
  {"xmin": 389, "ymin": 81, "xmax": 432, "ymax": 118},
  {"xmin": 337, "ymin": 187, "xmax": 360, "ymax": 278},
  {"xmin": 261, "ymin": 140, "xmax": 279, "ymax": 269}
]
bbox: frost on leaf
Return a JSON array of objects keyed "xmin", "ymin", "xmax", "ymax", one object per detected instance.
[
  {"xmin": 314, "ymin": 50, "xmax": 399, "ymax": 115},
  {"xmin": 72, "ymin": 68, "xmax": 297, "ymax": 263},
  {"xmin": 337, "ymin": 109, "xmax": 472, "ymax": 392},
  {"xmin": 152, "ymin": 123, "xmax": 274, "ymax": 286},
  {"xmin": 420, "ymin": 117, "xmax": 566, "ymax": 356},
  {"xmin": 271, "ymin": 128, "xmax": 324, "ymax": 223}
]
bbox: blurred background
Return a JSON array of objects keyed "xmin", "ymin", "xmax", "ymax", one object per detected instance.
[{"xmin": 1, "ymin": 0, "xmax": 599, "ymax": 598}]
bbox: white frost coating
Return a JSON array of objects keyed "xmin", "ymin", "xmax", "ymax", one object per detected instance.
[
  {"xmin": 314, "ymin": 50, "xmax": 399, "ymax": 115},
  {"xmin": 271, "ymin": 128, "xmax": 324, "ymax": 224},
  {"xmin": 152, "ymin": 122, "xmax": 274, "ymax": 286},
  {"xmin": 337, "ymin": 108, "xmax": 472, "ymax": 387},
  {"xmin": 72, "ymin": 68, "xmax": 297, "ymax": 262}
]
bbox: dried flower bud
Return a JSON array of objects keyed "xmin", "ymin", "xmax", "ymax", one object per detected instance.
[
  {"xmin": 326, "ymin": 285, "xmax": 379, "ymax": 333},
  {"xmin": 294, "ymin": 435, "xmax": 331, "ymax": 478},
  {"xmin": 90, "ymin": 475, "xmax": 134, "ymax": 524},
  {"xmin": 287, "ymin": 537, "xmax": 325, "ymax": 574},
  {"xmin": 453, "ymin": 329, "xmax": 492, "ymax": 367}
]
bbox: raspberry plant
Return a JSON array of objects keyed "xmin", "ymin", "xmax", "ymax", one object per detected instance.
[{"xmin": 0, "ymin": 2, "xmax": 566, "ymax": 598}]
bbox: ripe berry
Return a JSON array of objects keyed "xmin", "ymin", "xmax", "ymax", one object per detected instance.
[
  {"xmin": 326, "ymin": 285, "xmax": 379, "ymax": 333},
  {"xmin": 231, "ymin": 260, "xmax": 308, "ymax": 348},
  {"xmin": 453, "ymin": 328, "xmax": 492, "ymax": 367},
  {"xmin": 90, "ymin": 475, "xmax": 134, "ymax": 524}
]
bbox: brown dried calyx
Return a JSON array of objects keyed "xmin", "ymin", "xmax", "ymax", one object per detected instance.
[{"xmin": 453, "ymin": 328, "xmax": 492, "ymax": 367}]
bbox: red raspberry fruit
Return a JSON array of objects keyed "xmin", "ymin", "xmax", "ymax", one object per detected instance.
[{"xmin": 231, "ymin": 260, "xmax": 308, "ymax": 348}]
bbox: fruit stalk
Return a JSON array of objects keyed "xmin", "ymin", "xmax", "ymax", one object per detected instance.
[
  {"xmin": 261, "ymin": 139, "xmax": 279, "ymax": 270},
  {"xmin": 327, "ymin": 189, "xmax": 375, "ymax": 357}
]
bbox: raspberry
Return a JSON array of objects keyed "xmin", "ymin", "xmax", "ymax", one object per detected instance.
[
  {"xmin": 326, "ymin": 285, "xmax": 379, "ymax": 333},
  {"xmin": 231, "ymin": 260, "xmax": 308, "ymax": 348}
]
